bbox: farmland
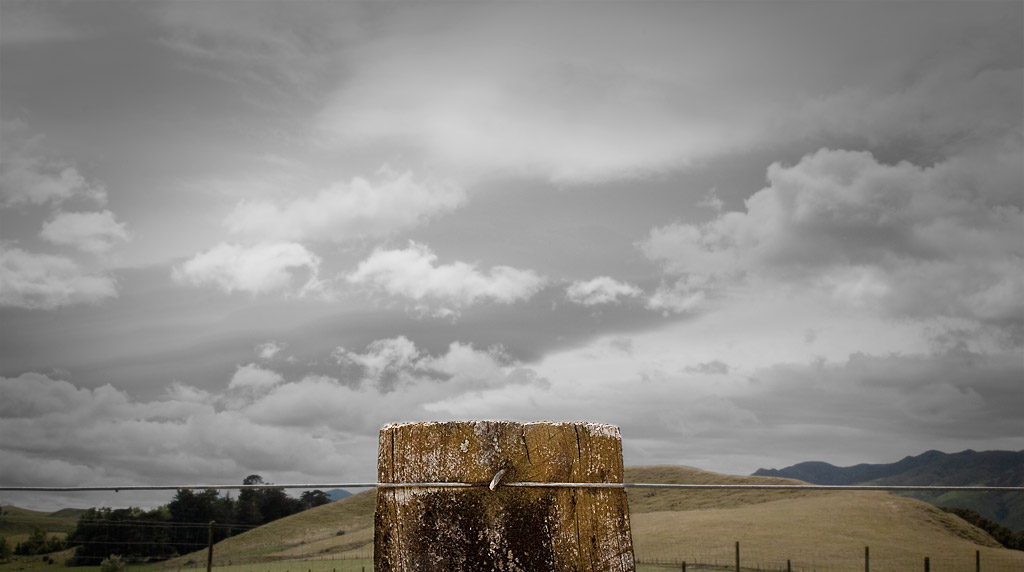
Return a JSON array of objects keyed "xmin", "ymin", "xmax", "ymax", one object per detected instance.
[{"xmin": 3, "ymin": 466, "xmax": 1023, "ymax": 571}]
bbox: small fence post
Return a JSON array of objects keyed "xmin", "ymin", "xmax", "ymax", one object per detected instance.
[
  {"xmin": 787, "ymin": 559, "xmax": 791, "ymax": 572},
  {"xmin": 924, "ymin": 556, "xmax": 930, "ymax": 572},
  {"xmin": 734, "ymin": 541, "xmax": 740, "ymax": 572},
  {"xmin": 865, "ymin": 545, "xmax": 869, "ymax": 572},
  {"xmin": 681, "ymin": 562, "xmax": 685, "ymax": 572},
  {"xmin": 976, "ymin": 549, "xmax": 980, "ymax": 572},
  {"xmin": 206, "ymin": 521, "xmax": 215, "ymax": 572}
]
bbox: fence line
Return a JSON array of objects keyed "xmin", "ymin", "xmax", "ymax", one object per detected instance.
[
  {"xmin": 5, "ymin": 518, "xmax": 1023, "ymax": 571},
  {"xmin": 4, "ymin": 482, "xmax": 1022, "ymax": 571},
  {"xmin": 3, "ymin": 483, "xmax": 1022, "ymax": 492}
]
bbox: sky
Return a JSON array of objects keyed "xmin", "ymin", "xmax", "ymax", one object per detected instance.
[{"xmin": 1, "ymin": 0, "xmax": 1022, "ymax": 512}]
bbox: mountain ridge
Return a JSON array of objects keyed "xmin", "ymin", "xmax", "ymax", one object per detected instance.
[{"xmin": 753, "ymin": 449, "xmax": 1024, "ymax": 529}]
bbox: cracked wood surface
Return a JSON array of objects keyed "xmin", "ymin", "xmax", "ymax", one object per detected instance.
[{"xmin": 375, "ymin": 421, "xmax": 636, "ymax": 572}]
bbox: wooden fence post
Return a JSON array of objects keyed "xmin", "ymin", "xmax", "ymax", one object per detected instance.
[
  {"xmin": 206, "ymin": 521, "xmax": 215, "ymax": 572},
  {"xmin": 374, "ymin": 421, "xmax": 635, "ymax": 572},
  {"xmin": 865, "ymin": 545, "xmax": 869, "ymax": 572}
]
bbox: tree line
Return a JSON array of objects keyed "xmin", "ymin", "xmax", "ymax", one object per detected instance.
[
  {"xmin": 941, "ymin": 507, "xmax": 1024, "ymax": 551},
  {"xmin": 65, "ymin": 475, "xmax": 331, "ymax": 565}
]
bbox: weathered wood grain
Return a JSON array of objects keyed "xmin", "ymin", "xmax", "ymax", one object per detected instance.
[{"xmin": 375, "ymin": 420, "xmax": 635, "ymax": 572}]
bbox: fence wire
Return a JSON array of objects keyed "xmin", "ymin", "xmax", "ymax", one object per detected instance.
[
  {"xmin": 3, "ymin": 482, "xmax": 1022, "ymax": 492},
  {"xmin": 3, "ymin": 482, "xmax": 1022, "ymax": 571}
]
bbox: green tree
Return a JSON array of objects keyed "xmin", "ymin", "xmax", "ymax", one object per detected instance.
[
  {"xmin": 0, "ymin": 536, "xmax": 12, "ymax": 562},
  {"xmin": 236, "ymin": 475, "xmax": 303, "ymax": 524},
  {"xmin": 14, "ymin": 528, "xmax": 47, "ymax": 555},
  {"xmin": 67, "ymin": 506, "xmax": 172, "ymax": 565},
  {"xmin": 235, "ymin": 475, "xmax": 263, "ymax": 526},
  {"xmin": 942, "ymin": 507, "xmax": 1024, "ymax": 551},
  {"xmin": 255, "ymin": 487, "xmax": 302, "ymax": 524},
  {"xmin": 299, "ymin": 490, "xmax": 331, "ymax": 510}
]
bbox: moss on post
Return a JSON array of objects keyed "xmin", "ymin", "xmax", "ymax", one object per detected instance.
[{"xmin": 375, "ymin": 420, "xmax": 635, "ymax": 572}]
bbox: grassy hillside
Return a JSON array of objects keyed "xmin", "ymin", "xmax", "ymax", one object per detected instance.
[
  {"xmin": 153, "ymin": 466, "xmax": 1024, "ymax": 571},
  {"xmin": 0, "ymin": 505, "xmax": 83, "ymax": 542},
  {"xmin": 161, "ymin": 490, "xmax": 376, "ymax": 567},
  {"xmin": 755, "ymin": 449, "xmax": 1024, "ymax": 530},
  {"xmin": 623, "ymin": 465, "xmax": 827, "ymax": 513}
]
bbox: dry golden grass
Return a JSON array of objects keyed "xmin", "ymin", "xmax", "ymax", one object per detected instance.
[
  {"xmin": 160, "ymin": 491, "xmax": 375, "ymax": 567},
  {"xmin": 160, "ymin": 466, "xmax": 1024, "ymax": 571}
]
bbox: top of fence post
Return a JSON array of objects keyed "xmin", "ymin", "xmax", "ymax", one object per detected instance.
[{"xmin": 374, "ymin": 420, "xmax": 636, "ymax": 572}]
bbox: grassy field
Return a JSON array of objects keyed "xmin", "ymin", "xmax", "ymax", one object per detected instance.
[
  {"xmin": 5, "ymin": 466, "xmax": 1023, "ymax": 571},
  {"xmin": 0, "ymin": 506, "xmax": 83, "ymax": 544}
]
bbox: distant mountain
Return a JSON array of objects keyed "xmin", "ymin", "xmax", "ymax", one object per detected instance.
[
  {"xmin": 754, "ymin": 449, "xmax": 1024, "ymax": 530},
  {"xmin": 325, "ymin": 488, "xmax": 352, "ymax": 502}
]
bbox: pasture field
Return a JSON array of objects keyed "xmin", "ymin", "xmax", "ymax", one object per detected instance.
[
  {"xmin": 5, "ymin": 466, "xmax": 1024, "ymax": 571},
  {"xmin": 0, "ymin": 506, "xmax": 82, "ymax": 542}
]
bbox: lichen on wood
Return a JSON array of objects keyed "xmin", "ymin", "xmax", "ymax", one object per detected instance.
[{"xmin": 375, "ymin": 420, "xmax": 635, "ymax": 572}]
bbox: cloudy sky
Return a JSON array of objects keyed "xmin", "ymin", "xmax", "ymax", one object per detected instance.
[{"xmin": 1, "ymin": 1, "xmax": 1022, "ymax": 511}]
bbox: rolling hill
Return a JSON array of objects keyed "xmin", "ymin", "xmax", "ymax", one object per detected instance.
[
  {"xmin": 0, "ymin": 505, "xmax": 85, "ymax": 540},
  {"xmin": 754, "ymin": 449, "xmax": 1024, "ymax": 529},
  {"xmin": 158, "ymin": 466, "xmax": 1024, "ymax": 572}
]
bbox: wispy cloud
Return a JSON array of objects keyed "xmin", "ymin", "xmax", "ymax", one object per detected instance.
[
  {"xmin": 1, "ymin": 120, "xmax": 107, "ymax": 207},
  {"xmin": 0, "ymin": 245, "xmax": 119, "ymax": 310},
  {"xmin": 0, "ymin": 3, "xmax": 89, "ymax": 46},
  {"xmin": 40, "ymin": 210, "xmax": 130, "ymax": 254},
  {"xmin": 225, "ymin": 169, "xmax": 464, "ymax": 243}
]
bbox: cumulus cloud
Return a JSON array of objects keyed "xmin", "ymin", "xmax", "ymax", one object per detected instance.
[
  {"xmin": 517, "ymin": 323, "xmax": 1024, "ymax": 472},
  {"xmin": 330, "ymin": 336, "xmax": 533, "ymax": 395},
  {"xmin": 228, "ymin": 363, "xmax": 285, "ymax": 392},
  {"xmin": 224, "ymin": 169, "xmax": 465, "ymax": 243},
  {"xmin": 645, "ymin": 280, "xmax": 706, "ymax": 316},
  {"xmin": 39, "ymin": 210, "xmax": 130, "ymax": 254},
  {"xmin": 255, "ymin": 341, "xmax": 285, "ymax": 360},
  {"xmin": 249, "ymin": 338, "xmax": 547, "ymax": 427},
  {"xmin": 347, "ymin": 241, "xmax": 545, "ymax": 311},
  {"xmin": 164, "ymin": 381, "xmax": 213, "ymax": 404},
  {"xmin": 735, "ymin": 349, "xmax": 1024, "ymax": 446},
  {"xmin": 0, "ymin": 372, "xmax": 353, "ymax": 490},
  {"xmin": 0, "ymin": 341, "xmax": 551, "ymax": 492},
  {"xmin": 0, "ymin": 120, "xmax": 107, "ymax": 206},
  {"xmin": 0, "ymin": 245, "xmax": 119, "ymax": 309},
  {"xmin": 565, "ymin": 276, "xmax": 642, "ymax": 306},
  {"xmin": 333, "ymin": 336, "xmax": 422, "ymax": 391},
  {"xmin": 3, "ymin": 334, "xmax": 1021, "ymax": 495},
  {"xmin": 173, "ymin": 242, "xmax": 322, "ymax": 296},
  {"xmin": 641, "ymin": 147, "xmax": 1024, "ymax": 338}
]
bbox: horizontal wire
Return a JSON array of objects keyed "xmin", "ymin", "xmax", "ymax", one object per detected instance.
[{"xmin": 2, "ymin": 483, "xmax": 1022, "ymax": 492}]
